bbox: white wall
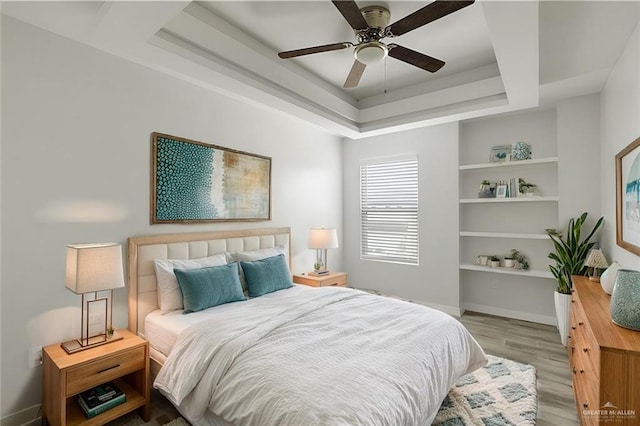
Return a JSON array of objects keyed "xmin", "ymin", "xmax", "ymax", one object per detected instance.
[
  {"xmin": 342, "ymin": 123, "xmax": 461, "ymax": 315},
  {"xmin": 0, "ymin": 16, "xmax": 343, "ymax": 417},
  {"xmin": 557, "ymin": 94, "xmax": 602, "ymax": 229},
  {"xmin": 459, "ymin": 109, "xmax": 559, "ymax": 324},
  {"xmin": 601, "ymin": 18, "xmax": 640, "ymax": 270}
]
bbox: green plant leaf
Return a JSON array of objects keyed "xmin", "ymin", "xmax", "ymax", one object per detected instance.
[{"xmin": 547, "ymin": 212, "xmax": 604, "ymax": 294}]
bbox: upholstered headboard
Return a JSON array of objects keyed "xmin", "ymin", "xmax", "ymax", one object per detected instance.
[{"xmin": 127, "ymin": 227, "xmax": 291, "ymax": 337}]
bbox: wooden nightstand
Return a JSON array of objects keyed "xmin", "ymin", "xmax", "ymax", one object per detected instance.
[
  {"xmin": 42, "ymin": 329, "xmax": 150, "ymax": 426},
  {"xmin": 293, "ymin": 272, "xmax": 348, "ymax": 287}
]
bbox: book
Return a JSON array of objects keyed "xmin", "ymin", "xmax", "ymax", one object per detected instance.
[
  {"xmin": 78, "ymin": 382, "xmax": 124, "ymax": 409},
  {"xmin": 78, "ymin": 393, "xmax": 126, "ymax": 418}
]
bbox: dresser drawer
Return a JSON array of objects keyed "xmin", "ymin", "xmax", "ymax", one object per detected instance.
[
  {"xmin": 570, "ymin": 301, "xmax": 600, "ymax": 379},
  {"xmin": 66, "ymin": 346, "xmax": 145, "ymax": 396},
  {"xmin": 573, "ymin": 370, "xmax": 600, "ymax": 424}
]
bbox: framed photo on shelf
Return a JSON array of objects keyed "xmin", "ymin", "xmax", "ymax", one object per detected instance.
[
  {"xmin": 496, "ymin": 184, "xmax": 508, "ymax": 198},
  {"xmin": 490, "ymin": 145, "xmax": 511, "ymax": 163},
  {"xmin": 616, "ymin": 136, "xmax": 640, "ymax": 255}
]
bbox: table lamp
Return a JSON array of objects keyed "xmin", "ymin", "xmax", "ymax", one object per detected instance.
[
  {"xmin": 308, "ymin": 228, "xmax": 338, "ymax": 276},
  {"xmin": 584, "ymin": 248, "xmax": 609, "ymax": 282},
  {"xmin": 62, "ymin": 242, "xmax": 125, "ymax": 353}
]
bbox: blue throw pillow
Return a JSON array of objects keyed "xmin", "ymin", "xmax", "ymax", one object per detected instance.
[
  {"xmin": 174, "ymin": 262, "xmax": 246, "ymax": 313},
  {"xmin": 240, "ymin": 254, "xmax": 293, "ymax": 297}
]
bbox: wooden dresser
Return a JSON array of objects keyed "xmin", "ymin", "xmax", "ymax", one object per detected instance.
[{"xmin": 568, "ymin": 275, "xmax": 640, "ymax": 425}]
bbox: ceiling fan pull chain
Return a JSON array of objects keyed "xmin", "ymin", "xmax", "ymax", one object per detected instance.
[{"xmin": 384, "ymin": 58, "xmax": 388, "ymax": 94}]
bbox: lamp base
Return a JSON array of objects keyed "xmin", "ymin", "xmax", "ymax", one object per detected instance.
[{"xmin": 61, "ymin": 332, "xmax": 123, "ymax": 354}]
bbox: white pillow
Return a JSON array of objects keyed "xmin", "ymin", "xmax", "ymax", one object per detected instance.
[
  {"xmin": 225, "ymin": 245, "xmax": 288, "ymax": 291},
  {"xmin": 154, "ymin": 253, "xmax": 227, "ymax": 313}
]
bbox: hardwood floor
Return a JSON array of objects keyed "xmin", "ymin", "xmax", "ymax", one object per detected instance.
[{"xmin": 459, "ymin": 311, "xmax": 579, "ymax": 425}]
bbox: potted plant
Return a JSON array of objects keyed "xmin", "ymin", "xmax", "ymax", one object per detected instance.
[
  {"xmin": 503, "ymin": 255, "xmax": 515, "ymax": 268},
  {"xmin": 507, "ymin": 249, "xmax": 528, "ymax": 270},
  {"xmin": 547, "ymin": 213, "xmax": 604, "ymax": 346},
  {"xmin": 489, "ymin": 255, "xmax": 500, "ymax": 268},
  {"xmin": 518, "ymin": 178, "xmax": 537, "ymax": 197}
]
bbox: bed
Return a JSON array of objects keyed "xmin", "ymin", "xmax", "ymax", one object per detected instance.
[{"xmin": 127, "ymin": 227, "xmax": 486, "ymax": 426}]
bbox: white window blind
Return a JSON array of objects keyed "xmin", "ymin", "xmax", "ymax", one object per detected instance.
[{"xmin": 360, "ymin": 155, "xmax": 419, "ymax": 265}]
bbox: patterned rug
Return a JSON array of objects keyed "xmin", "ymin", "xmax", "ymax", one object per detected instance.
[{"xmin": 433, "ymin": 355, "xmax": 537, "ymax": 426}]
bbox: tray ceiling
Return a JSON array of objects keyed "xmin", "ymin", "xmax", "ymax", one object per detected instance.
[{"xmin": 3, "ymin": 1, "xmax": 637, "ymax": 138}]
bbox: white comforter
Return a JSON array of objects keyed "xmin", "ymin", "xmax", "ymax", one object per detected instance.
[{"xmin": 155, "ymin": 286, "xmax": 486, "ymax": 426}]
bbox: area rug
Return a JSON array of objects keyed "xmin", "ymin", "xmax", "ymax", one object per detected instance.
[
  {"xmin": 163, "ymin": 418, "xmax": 190, "ymax": 426},
  {"xmin": 107, "ymin": 413, "xmax": 188, "ymax": 425},
  {"xmin": 433, "ymin": 354, "xmax": 537, "ymax": 426}
]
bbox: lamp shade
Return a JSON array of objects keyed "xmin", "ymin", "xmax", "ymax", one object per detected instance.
[
  {"xmin": 308, "ymin": 228, "xmax": 339, "ymax": 249},
  {"xmin": 66, "ymin": 243, "xmax": 125, "ymax": 294},
  {"xmin": 584, "ymin": 248, "xmax": 609, "ymax": 269}
]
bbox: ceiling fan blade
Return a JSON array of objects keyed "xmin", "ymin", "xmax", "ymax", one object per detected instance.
[
  {"xmin": 388, "ymin": 44, "xmax": 445, "ymax": 72},
  {"xmin": 386, "ymin": 0, "xmax": 475, "ymax": 37},
  {"xmin": 332, "ymin": 0, "xmax": 369, "ymax": 31},
  {"xmin": 343, "ymin": 60, "xmax": 366, "ymax": 88},
  {"xmin": 278, "ymin": 42, "xmax": 353, "ymax": 59}
]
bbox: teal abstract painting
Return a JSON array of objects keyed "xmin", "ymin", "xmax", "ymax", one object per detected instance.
[{"xmin": 152, "ymin": 133, "xmax": 271, "ymax": 223}]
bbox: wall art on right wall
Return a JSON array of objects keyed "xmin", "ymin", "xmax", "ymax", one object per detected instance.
[{"xmin": 616, "ymin": 136, "xmax": 640, "ymax": 255}]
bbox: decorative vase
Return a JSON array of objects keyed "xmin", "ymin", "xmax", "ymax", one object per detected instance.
[
  {"xmin": 476, "ymin": 255, "xmax": 489, "ymax": 266},
  {"xmin": 512, "ymin": 142, "xmax": 531, "ymax": 160},
  {"xmin": 503, "ymin": 258, "xmax": 515, "ymax": 268},
  {"xmin": 600, "ymin": 261, "xmax": 621, "ymax": 295},
  {"xmin": 610, "ymin": 269, "xmax": 640, "ymax": 331},
  {"xmin": 554, "ymin": 291, "xmax": 571, "ymax": 346}
]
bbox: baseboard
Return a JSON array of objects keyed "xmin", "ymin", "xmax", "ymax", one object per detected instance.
[
  {"xmin": 0, "ymin": 404, "xmax": 41, "ymax": 426},
  {"xmin": 463, "ymin": 302, "xmax": 557, "ymax": 326},
  {"xmin": 411, "ymin": 299, "xmax": 463, "ymax": 317}
]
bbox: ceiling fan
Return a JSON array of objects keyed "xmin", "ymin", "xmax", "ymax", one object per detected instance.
[{"xmin": 278, "ymin": 0, "xmax": 475, "ymax": 88}]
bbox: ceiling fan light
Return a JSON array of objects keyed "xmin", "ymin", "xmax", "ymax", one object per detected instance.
[{"xmin": 354, "ymin": 42, "xmax": 388, "ymax": 65}]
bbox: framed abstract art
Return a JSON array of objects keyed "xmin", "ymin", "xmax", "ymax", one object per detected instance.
[
  {"xmin": 151, "ymin": 133, "xmax": 271, "ymax": 223},
  {"xmin": 616, "ymin": 136, "xmax": 640, "ymax": 255}
]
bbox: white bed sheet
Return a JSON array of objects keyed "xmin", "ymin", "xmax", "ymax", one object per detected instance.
[
  {"xmin": 145, "ymin": 309, "xmax": 204, "ymax": 357},
  {"xmin": 145, "ymin": 284, "xmax": 314, "ymax": 357}
]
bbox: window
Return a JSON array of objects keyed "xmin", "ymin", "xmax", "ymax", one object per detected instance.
[{"xmin": 360, "ymin": 155, "xmax": 419, "ymax": 265}]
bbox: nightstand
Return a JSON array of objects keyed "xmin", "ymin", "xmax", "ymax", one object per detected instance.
[
  {"xmin": 293, "ymin": 272, "xmax": 348, "ymax": 287},
  {"xmin": 42, "ymin": 329, "xmax": 150, "ymax": 425}
]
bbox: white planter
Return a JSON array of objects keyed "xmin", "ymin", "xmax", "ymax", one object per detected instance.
[{"xmin": 554, "ymin": 291, "xmax": 571, "ymax": 346}]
